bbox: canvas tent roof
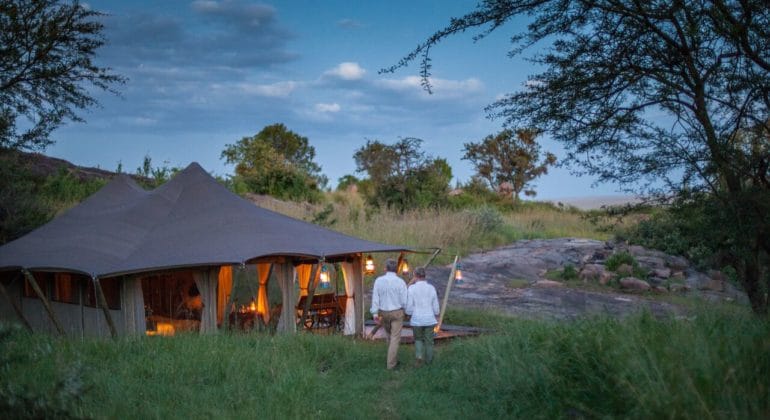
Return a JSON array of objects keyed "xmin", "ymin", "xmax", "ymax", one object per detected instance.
[{"xmin": 0, "ymin": 163, "xmax": 409, "ymax": 277}]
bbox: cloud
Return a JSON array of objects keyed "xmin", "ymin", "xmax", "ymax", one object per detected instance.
[
  {"xmin": 101, "ymin": 2, "xmax": 296, "ymax": 70},
  {"xmin": 375, "ymin": 76, "xmax": 484, "ymax": 98},
  {"xmin": 336, "ymin": 18, "xmax": 363, "ymax": 29},
  {"xmin": 324, "ymin": 62, "xmax": 366, "ymax": 80},
  {"xmin": 315, "ymin": 102, "xmax": 341, "ymax": 113},
  {"xmin": 234, "ymin": 81, "xmax": 299, "ymax": 97}
]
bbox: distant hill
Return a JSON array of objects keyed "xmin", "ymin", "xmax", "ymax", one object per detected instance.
[{"xmin": 5, "ymin": 150, "xmax": 118, "ymax": 181}]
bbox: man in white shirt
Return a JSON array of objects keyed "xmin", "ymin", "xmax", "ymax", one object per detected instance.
[
  {"xmin": 406, "ymin": 266, "xmax": 440, "ymax": 367},
  {"xmin": 371, "ymin": 258, "xmax": 407, "ymax": 370}
]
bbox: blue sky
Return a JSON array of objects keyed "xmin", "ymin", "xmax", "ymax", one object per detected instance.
[{"xmin": 49, "ymin": 0, "xmax": 625, "ymax": 199}]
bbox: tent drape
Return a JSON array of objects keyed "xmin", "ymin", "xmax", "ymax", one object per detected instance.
[
  {"xmin": 276, "ymin": 263, "xmax": 296, "ymax": 333},
  {"xmin": 122, "ymin": 275, "xmax": 146, "ymax": 335},
  {"xmin": 340, "ymin": 262, "xmax": 356, "ymax": 335},
  {"xmin": 193, "ymin": 267, "xmax": 219, "ymax": 334},
  {"xmin": 217, "ymin": 265, "xmax": 233, "ymax": 325},
  {"xmin": 256, "ymin": 263, "xmax": 272, "ymax": 323},
  {"xmin": 296, "ymin": 264, "xmax": 313, "ymax": 297}
]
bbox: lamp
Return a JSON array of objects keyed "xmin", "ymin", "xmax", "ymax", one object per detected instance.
[
  {"xmin": 454, "ymin": 262, "xmax": 463, "ymax": 285},
  {"xmin": 364, "ymin": 255, "xmax": 375, "ymax": 275},
  {"xmin": 319, "ymin": 264, "xmax": 331, "ymax": 289},
  {"xmin": 401, "ymin": 259, "xmax": 410, "ymax": 276}
]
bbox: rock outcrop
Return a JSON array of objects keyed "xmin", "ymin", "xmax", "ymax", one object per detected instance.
[{"xmin": 421, "ymin": 238, "xmax": 748, "ymax": 320}]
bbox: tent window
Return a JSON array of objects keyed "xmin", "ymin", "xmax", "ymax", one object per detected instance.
[
  {"xmin": 51, "ymin": 273, "xmax": 82, "ymax": 305},
  {"xmin": 23, "ymin": 272, "xmax": 52, "ymax": 299},
  {"xmin": 85, "ymin": 278, "xmax": 121, "ymax": 310}
]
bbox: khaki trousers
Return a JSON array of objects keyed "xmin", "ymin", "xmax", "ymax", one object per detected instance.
[{"xmin": 379, "ymin": 309, "xmax": 404, "ymax": 369}]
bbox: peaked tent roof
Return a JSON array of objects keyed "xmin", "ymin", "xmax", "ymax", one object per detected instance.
[{"xmin": 0, "ymin": 163, "xmax": 410, "ymax": 277}]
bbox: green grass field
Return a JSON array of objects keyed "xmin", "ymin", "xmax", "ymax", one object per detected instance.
[{"xmin": 2, "ymin": 306, "xmax": 768, "ymax": 419}]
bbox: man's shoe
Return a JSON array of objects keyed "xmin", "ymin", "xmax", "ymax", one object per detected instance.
[{"xmin": 415, "ymin": 359, "xmax": 423, "ymax": 368}]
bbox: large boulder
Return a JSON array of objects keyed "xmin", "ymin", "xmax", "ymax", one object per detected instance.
[
  {"xmin": 616, "ymin": 263, "xmax": 634, "ymax": 276},
  {"xmin": 533, "ymin": 279, "xmax": 564, "ymax": 288},
  {"xmin": 580, "ymin": 264, "xmax": 612, "ymax": 283},
  {"xmin": 666, "ymin": 255, "xmax": 690, "ymax": 271},
  {"xmin": 619, "ymin": 277, "xmax": 651, "ymax": 292}
]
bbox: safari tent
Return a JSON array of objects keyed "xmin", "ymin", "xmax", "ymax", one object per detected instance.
[{"xmin": 0, "ymin": 163, "xmax": 410, "ymax": 337}]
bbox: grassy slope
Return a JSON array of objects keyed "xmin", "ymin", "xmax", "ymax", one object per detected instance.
[{"xmin": 2, "ymin": 306, "xmax": 768, "ymax": 419}]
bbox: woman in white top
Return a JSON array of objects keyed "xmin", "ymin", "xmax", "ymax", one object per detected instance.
[{"xmin": 406, "ymin": 267, "xmax": 440, "ymax": 366}]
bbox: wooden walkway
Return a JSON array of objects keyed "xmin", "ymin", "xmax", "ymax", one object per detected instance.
[{"xmin": 364, "ymin": 321, "xmax": 483, "ymax": 344}]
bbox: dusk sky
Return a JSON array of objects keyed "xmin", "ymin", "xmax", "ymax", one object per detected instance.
[{"xmin": 48, "ymin": 0, "xmax": 627, "ymax": 200}]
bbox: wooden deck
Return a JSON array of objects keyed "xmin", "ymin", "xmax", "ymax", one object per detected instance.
[{"xmin": 364, "ymin": 321, "xmax": 483, "ymax": 344}]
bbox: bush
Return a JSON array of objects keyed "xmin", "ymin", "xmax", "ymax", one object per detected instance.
[
  {"xmin": 605, "ymin": 252, "xmax": 637, "ymax": 272},
  {"xmin": 561, "ymin": 264, "xmax": 578, "ymax": 281}
]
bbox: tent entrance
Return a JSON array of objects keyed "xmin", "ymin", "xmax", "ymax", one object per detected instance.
[{"xmin": 141, "ymin": 271, "xmax": 201, "ymax": 335}]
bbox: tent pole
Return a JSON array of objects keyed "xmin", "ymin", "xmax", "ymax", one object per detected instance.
[
  {"xmin": 21, "ymin": 269, "xmax": 65, "ymax": 336},
  {"xmin": 93, "ymin": 277, "xmax": 118, "ymax": 338},
  {"xmin": 0, "ymin": 272, "xmax": 32, "ymax": 331},
  {"xmin": 298, "ymin": 261, "xmax": 321, "ymax": 330},
  {"xmin": 436, "ymin": 256, "xmax": 459, "ymax": 332},
  {"xmin": 355, "ymin": 256, "xmax": 364, "ymax": 337}
]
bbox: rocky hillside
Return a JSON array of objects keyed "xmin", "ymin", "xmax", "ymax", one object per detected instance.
[{"xmin": 423, "ymin": 238, "xmax": 746, "ymax": 320}]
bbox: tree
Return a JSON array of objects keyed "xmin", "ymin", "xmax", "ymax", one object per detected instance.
[
  {"xmin": 463, "ymin": 129, "xmax": 556, "ymax": 201},
  {"xmin": 354, "ymin": 137, "xmax": 452, "ymax": 209},
  {"xmin": 1, "ymin": 0, "xmax": 124, "ymax": 151},
  {"xmin": 386, "ymin": 1, "xmax": 770, "ymax": 313},
  {"xmin": 221, "ymin": 123, "xmax": 327, "ymax": 202}
]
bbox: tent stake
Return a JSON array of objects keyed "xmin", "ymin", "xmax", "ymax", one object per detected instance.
[
  {"xmin": 298, "ymin": 262, "xmax": 321, "ymax": 330},
  {"xmin": 435, "ymin": 256, "xmax": 459, "ymax": 332},
  {"xmin": 93, "ymin": 277, "xmax": 118, "ymax": 338},
  {"xmin": 21, "ymin": 269, "xmax": 65, "ymax": 336},
  {"xmin": 0, "ymin": 272, "xmax": 32, "ymax": 331}
]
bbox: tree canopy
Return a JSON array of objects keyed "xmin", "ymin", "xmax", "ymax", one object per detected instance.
[
  {"xmin": 463, "ymin": 129, "xmax": 556, "ymax": 201},
  {"xmin": 0, "ymin": 0, "xmax": 124, "ymax": 151},
  {"xmin": 386, "ymin": 0, "xmax": 770, "ymax": 313},
  {"xmin": 221, "ymin": 124, "xmax": 327, "ymax": 202},
  {"xmin": 353, "ymin": 137, "xmax": 452, "ymax": 210}
]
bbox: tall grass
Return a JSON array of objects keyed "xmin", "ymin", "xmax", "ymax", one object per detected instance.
[
  {"xmin": 2, "ymin": 306, "xmax": 768, "ymax": 419},
  {"xmin": 253, "ymin": 190, "xmax": 617, "ymax": 265}
]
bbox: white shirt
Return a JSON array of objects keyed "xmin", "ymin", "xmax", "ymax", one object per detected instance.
[
  {"xmin": 370, "ymin": 271, "xmax": 407, "ymax": 314},
  {"xmin": 406, "ymin": 280, "xmax": 440, "ymax": 327}
]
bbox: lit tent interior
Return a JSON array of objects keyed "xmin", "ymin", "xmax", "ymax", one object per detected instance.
[{"xmin": 0, "ymin": 163, "xmax": 412, "ymax": 337}]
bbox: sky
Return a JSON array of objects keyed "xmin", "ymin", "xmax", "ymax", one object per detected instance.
[{"xmin": 48, "ymin": 0, "xmax": 627, "ymax": 200}]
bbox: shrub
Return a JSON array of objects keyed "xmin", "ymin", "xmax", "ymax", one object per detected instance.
[
  {"xmin": 561, "ymin": 264, "xmax": 578, "ymax": 281},
  {"xmin": 605, "ymin": 252, "xmax": 637, "ymax": 272}
]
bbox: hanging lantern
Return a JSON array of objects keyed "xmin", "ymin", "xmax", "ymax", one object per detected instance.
[
  {"xmin": 364, "ymin": 255, "xmax": 375, "ymax": 274},
  {"xmin": 454, "ymin": 262, "xmax": 464, "ymax": 285},
  {"xmin": 401, "ymin": 259, "xmax": 410, "ymax": 276},
  {"xmin": 319, "ymin": 264, "xmax": 331, "ymax": 289}
]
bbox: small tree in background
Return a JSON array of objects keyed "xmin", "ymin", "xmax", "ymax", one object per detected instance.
[
  {"xmin": 354, "ymin": 137, "xmax": 452, "ymax": 210},
  {"xmin": 1, "ymin": 0, "xmax": 124, "ymax": 151},
  {"xmin": 221, "ymin": 124, "xmax": 326, "ymax": 202},
  {"xmin": 462, "ymin": 129, "xmax": 556, "ymax": 202}
]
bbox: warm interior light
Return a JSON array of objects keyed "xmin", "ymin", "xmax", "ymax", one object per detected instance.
[
  {"xmin": 249, "ymin": 301, "xmax": 257, "ymax": 312},
  {"xmin": 454, "ymin": 262, "xmax": 464, "ymax": 284},
  {"xmin": 364, "ymin": 255, "xmax": 375, "ymax": 274},
  {"xmin": 401, "ymin": 259, "xmax": 410, "ymax": 276},
  {"xmin": 319, "ymin": 265, "xmax": 330, "ymax": 288}
]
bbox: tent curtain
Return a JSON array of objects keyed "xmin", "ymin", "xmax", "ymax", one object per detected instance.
[
  {"xmin": 217, "ymin": 265, "xmax": 233, "ymax": 324},
  {"xmin": 276, "ymin": 263, "xmax": 296, "ymax": 333},
  {"xmin": 256, "ymin": 263, "xmax": 272, "ymax": 323},
  {"xmin": 122, "ymin": 275, "xmax": 146, "ymax": 335},
  {"xmin": 340, "ymin": 262, "xmax": 356, "ymax": 335},
  {"xmin": 296, "ymin": 264, "xmax": 314, "ymax": 297},
  {"xmin": 193, "ymin": 267, "xmax": 220, "ymax": 334}
]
